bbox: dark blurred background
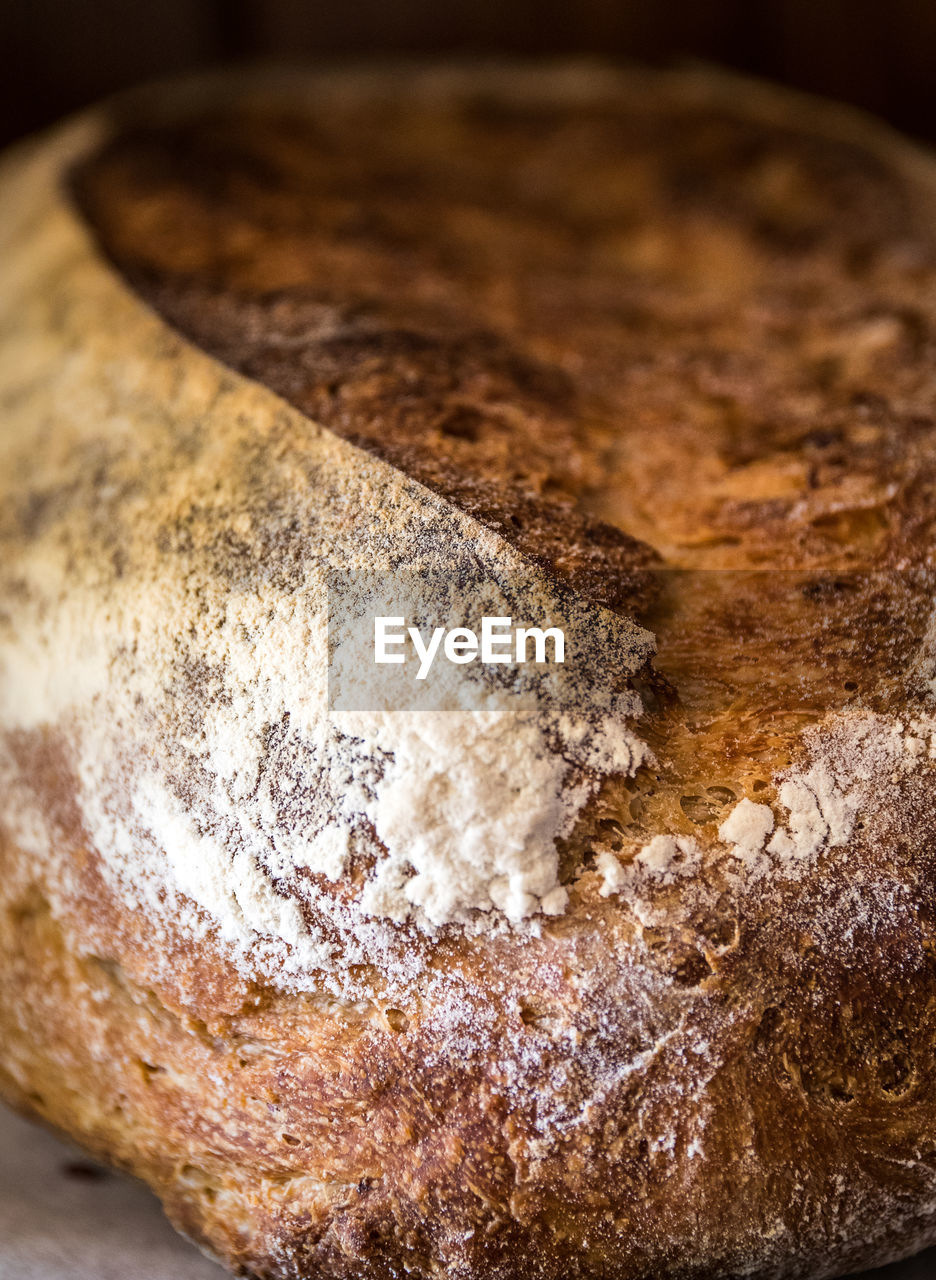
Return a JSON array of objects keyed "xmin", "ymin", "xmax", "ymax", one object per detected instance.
[{"xmin": 2, "ymin": 0, "xmax": 936, "ymax": 149}]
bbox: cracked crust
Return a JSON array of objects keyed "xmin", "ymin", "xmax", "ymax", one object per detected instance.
[{"xmin": 3, "ymin": 63, "xmax": 936, "ymax": 1279}]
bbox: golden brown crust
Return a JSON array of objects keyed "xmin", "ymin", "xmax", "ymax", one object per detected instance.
[
  {"xmin": 4, "ymin": 63, "xmax": 936, "ymax": 1280},
  {"xmin": 68, "ymin": 66, "xmax": 936, "ymax": 730},
  {"xmin": 69, "ymin": 72, "xmax": 936, "ymax": 581},
  {"xmin": 67, "ymin": 61, "xmax": 936, "ymax": 882}
]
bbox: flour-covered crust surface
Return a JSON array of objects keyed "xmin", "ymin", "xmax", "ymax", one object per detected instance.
[{"xmin": 3, "ymin": 63, "xmax": 936, "ymax": 1279}]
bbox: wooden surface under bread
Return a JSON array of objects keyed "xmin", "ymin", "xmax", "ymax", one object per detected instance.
[{"xmin": 3, "ymin": 64, "xmax": 936, "ymax": 1279}]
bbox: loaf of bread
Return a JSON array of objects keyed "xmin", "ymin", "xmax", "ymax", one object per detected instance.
[{"xmin": 3, "ymin": 63, "xmax": 936, "ymax": 1279}]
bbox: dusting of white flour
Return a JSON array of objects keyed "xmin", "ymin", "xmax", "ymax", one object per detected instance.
[
  {"xmin": 2, "ymin": 144, "xmax": 934, "ymax": 997},
  {"xmin": 595, "ymin": 705, "xmax": 936, "ymax": 907},
  {"xmin": 0, "ymin": 457, "xmax": 651, "ymax": 987},
  {"xmin": 718, "ymin": 799, "xmax": 774, "ymax": 874}
]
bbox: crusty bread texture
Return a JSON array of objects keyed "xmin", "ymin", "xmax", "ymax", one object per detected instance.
[{"xmin": 3, "ymin": 63, "xmax": 936, "ymax": 1279}]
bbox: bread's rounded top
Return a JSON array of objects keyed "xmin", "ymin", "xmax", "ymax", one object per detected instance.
[
  {"xmin": 2, "ymin": 62, "xmax": 936, "ymax": 1001},
  {"xmin": 71, "ymin": 64, "xmax": 936, "ymax": 585}
]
